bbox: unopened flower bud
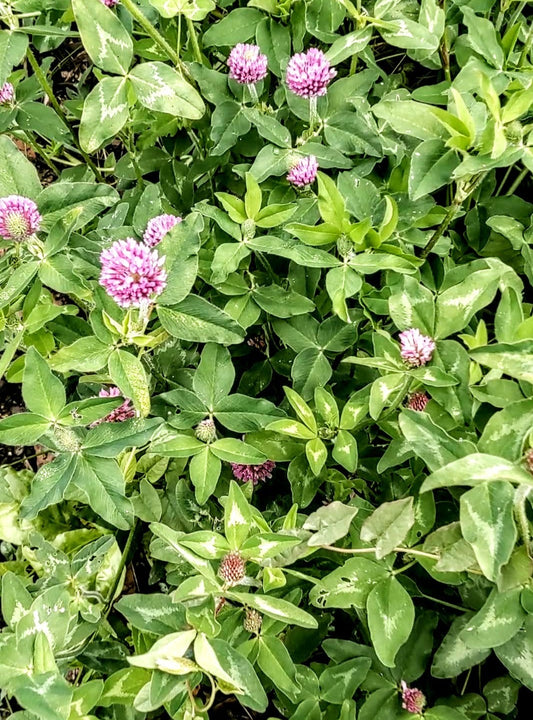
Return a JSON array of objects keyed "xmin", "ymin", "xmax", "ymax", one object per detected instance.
[
  {"xmin": 195, "ymin": 418, "xmax": 217, "ymax": 443},
  {"xmin": 242, "ymin": 218, "xmax": 256, "ymax": 241},
  {"xmin": 244, "ymin": 608, "xmax": 262, "ymax": 634},
  {"xmin": 219, "ymin": 552, "xmax": 246, "ymax": 586}
]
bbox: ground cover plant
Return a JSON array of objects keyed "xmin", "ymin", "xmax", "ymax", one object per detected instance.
[{"xmin": 0, "ymin": 0, "xmax": 532, "ymax": 717}]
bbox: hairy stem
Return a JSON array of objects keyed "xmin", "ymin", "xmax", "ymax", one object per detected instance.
[
  {"xmin": 186, "ymin": 17, "xmax": 203, "ymax": 64},
  {"xmin": 121, "ymin": 0, "xmax": 182, "ymax": 68},
  {"xmin": 26, "ymin": 46, "xmax": 104, "ymax": 182}
]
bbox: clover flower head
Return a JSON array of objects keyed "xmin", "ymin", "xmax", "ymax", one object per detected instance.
[
  {"xmin": 244, "ymin": 608, "xmax": 262, "ymax": 634},
  {"xmin": 401, "ymin": 681, "xmax": 426, "ymax": 714},
  {"xmin": 219, "ymin": 552, "xmax": 246, "ymax": 586},
  {"xmin": 287, "ymin": 155, "xmax": 318, "ymax": 187},
  {"xmin": 286, "ymin": 48, "xmax": 336, "ymax": 98},
  {"xmin": 0, "ymin": 82, "xmax": 14, "ymax": 106},
  {"xmin": 96, "ymin": 386, "xmax": 136, "ymax": 424},
  {"xmin": 143, "ymin": 214, "xmax": 182, "ymax": 247},
  {"xmin": 231, "ymin": 460, "xmax": 276, "ymax": 485},
  {"xmin": 0, "ymin": 195, "xmax": 41, "ymax": 241},
  {"xmin": 100, "ymin": 0, "xmax": 119, "ymax": 6},
  {"xmin": 407, "ymin": 391, "xmax": 429, "ymax": 412},
  {"xmin": 99, "ymin": 238, "xmax": 167, "ymax": 308},
  {"xmin": 227, "ymin": 43, "xmax": 268, "ymax": 85},
  {"xmin": 399, "ymin": 328, "xmax": 435, "ymax": 367},
  {"xmin": 195, "ymin": 418, "xmax": 217, "ymax": 443}
]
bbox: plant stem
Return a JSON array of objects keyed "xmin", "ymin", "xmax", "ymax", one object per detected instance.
[
  {"xmin": 309, "ymin": 95, "xmax": 318, "ymax": 133},
  {"xmin": 420, "ymin": 173, "xmax": 485, "ymax": 260},
  {"xmin": 26, "ymin": 46, "xmax": 105, "ymax": 183},
  {"xmin": 420, "ymin": 593, "xmax": 469, "ymax": 612},
  {"xmin": 103, "ymin": 519, "xmax": 139, "ymax": 620},
  {"xmin": 186, "ymin": 17, "xmax": 203, "ymax": 64},
  {"xmin": 21, "ymin": 130, "xmax": 60, "ymax": 176},
  {"xmin": 506, "ymin": 166, "xmax": 529, "ymax": 196},
  {"xmin": 121, "ymin": 0, "xmax": 182, "ymax": 68},
  {"xmin": 323, "ymin": 544, "xmax": 440, "ymax": 561}
]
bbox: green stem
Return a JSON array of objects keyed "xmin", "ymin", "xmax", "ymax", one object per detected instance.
[
  {"xmin": 506, "ymin": 166, "xmax": 529, "ymax": 196},
  {"xmin": 121, "ymin": 0, "xmax": 182, "ymax": 68},
  {"xmin": 323, "ymin": 544, "xmax": 441, "ymax": 561},
  {"xmin": 420, "ymin": 593, "xmax": 469, "ymax": 613},
  {"xmin": 507, "ymin": 0, "xmax": 526, "ymax": 30},
  {"xmin": 514, "ymin": 486, "xmax": 532, "ymax": 557},
  {"xmin": 21, "ymin": 130, "xmax": 60, "ymax": 177},
  {"xmin": 420, "ymin": 173, "xmax": 485, "ymax": 260},
  {"xmin": 103, "ymin": 519, "xmax": 139, "ymax": 620},
  {"xmin": 186, "ymin": 17, "xmax": 203, "ymax": 64},
  {"xmin": 496, "ymin": 164, "xmax": 513, "ymax": 195},
  {"xmin": 26, "ymin": 46, "xmax": 105, "ymax": 183}
]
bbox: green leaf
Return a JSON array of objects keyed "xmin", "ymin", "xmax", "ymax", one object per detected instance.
[
  {"xmin": 49, "ymin": 336, "xmax": 111, "ymax": 373},
  {"xmin": 399, "ymin": 410, "xmax": 475, "ymax": 472},
  {"xmin": 79, "ymin": 76, "xmax": 129, "ymax": 152},
  {"xmin": 22, "ymin": 347, "xmax": 65, "ymax": 420},
  {"xmin": 194, "ymin": 633, "xmax": 268, "ymax": 711},
  {"xmin": 409, "ymin": 139, "xmax": 460, "ymax": 201},
  {"xmin": 203, "ymin": 8, "xmax": 264, "ymax": 46},
  {"xmin": 129, "ymin": 62, "xmax": 204, "ymax": 119},
  {"xmin": 325, "ymin": 27, "xmax": 373, "ymax": 64},
  {"xmin": 215, "ymin": 394, "xmax": 284, "ymax": 432},
  {"xmin": 72, "ymin": 0, "xmax": 133, "ymax": 74},
  {"xmin": 460, "ymin": 588, "xmax": 525, "ymax": 649},
  {"xmin": 148, "ymin": 0, "xmax": 215, "ymax": 20},
  {"xmin": 317, "ymin": 172, "xmax": 346, "ymax": 228},
  {"xmin": 305, "ymin": 437, "xmax": 327, "ymax": 476},
  {"xmin": 210, "ymin": 438, "xmax": 267, "ymax": 464},
  {"xmin": 326, "ymin": 266, "xmax": 363, "ymax": 322},
  {"xmin": 158, "ymin": 296, "xmax": 244, "ymax": 345},
  {"xmin": 210, "ymin": 100, "xmax": 251, "ymax": 155},
  {"xmin": 150, "ymin": 429, "xmax": 205, "ymax": 456},
  {"xmin": 83, "ymin": 418, "xmax": 162, "ymax": 457},
  {"xmin": 242, "ymin": 107, "xmax": 291, "ymax": 148},
  {"xmin": 471, "ymin": 341, "xmax": 533, "ymax": 384},
  {"xmin": 361, "ymin": 497, "xmax": 415, "ymax": 559},
  {"xmin": 421, "ymin": 454, "xmax": 533, "ymax": 492},
  {"xmin": 460, "ymin": 481, "xmax": 517, "ymax": 581},
  {"xmin": 432, "ymin": 615, "xmax": 491, "ymax": 678},
  {"xmin": 116, "ymin": 594, "xmax": 187, "ymax": 635},
  {"xmin": 462, "ymin": 7, "xmax": 504, "ymax": 68},
  {"xmin": 303, "ymin": 501, "xmax": 358, "ymax": 547},
  {"xmin": 435, "ymin": 268, "xmax": 503, "ymax": 339},
  {"xmin": 108, "ymin": 349, "xmax": 150, "ymax": 417},
  {"xmin": 0, "ymin": 136, "xmax": 41, "ymax": 199},
  {"xmin": 253, "ymin": 285, "xmax": 315, "ymax": 318},
  {"xmin": 129, "ymin": 629, "xmax": 196, "ymax": 673},
  {"xmin": 189, "ymin": 447, "xmax": 221, "ymax": 505},
  {"xmin": 495, "ymin": 616, "xmax": 533, "ymax": 690},
  {"xmin": 367, "ymin": 576, "xmax": 414, "ymax": 667},
  {"xmin": 228, "ymin": 592, "xmax": 318, "ymax": 629},
  {"xmin": 257, "ymin": 636, "xmax": 301, "ymax": 702},
  {"xmin": 372, "ymin": 99, "xmax": 448, "ymax": 141},
  {"xmin": 193, "ymin": 344, "xmax": 234, "ymax": 411},
  {"xmin": 483, "ymin": 676, "xmax": 521, "ymax": 714},
  {"xmin": 319, "ymin": 657, "xmax": 371, "ymax": 704},
  {"xmin": 0, "ymin": 412, "xmax": 50, "ymax": 445},
  {"xmin": 99, "ymin": 668, "xmax": 151, "ymax": 707},
  {"xmin": 292, "ymin": 348, "xmax": 332, "ymax": 401},
  {"xmin": 12, "ymin": 672, "xmax": 73, "ymax": 720},
  {"xmin": 332, "ymin": 430, "xmax": 358, "ymax": 473},
  {"xmin": 20, "ymin": 453, "xmax": 77, "ymax": 519},
  {"xmin": 224, "ymin": 481, "xmax": 254, "ymax": 550},
  {"xmin": 310, "ymin": 557, "xmax": 388, "ymax": 609},
  {"xmin": 0, "ymin": 31, "xmax": 28, "ymax": 87},
  {"xmin": 71, "ymin": 455, "xmax": 133, "ymax": 529}
]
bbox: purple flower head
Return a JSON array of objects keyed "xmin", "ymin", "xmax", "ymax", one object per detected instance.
[
  {"xmin": 227, "ymin": 44, "xmax": 268, "ymax": 85},
  {"xmin": 0, "ymin": 195, "xmax": 41, "ymax": 241},
  {"xmin": 401, "ymin": 681, "xmax": 426, "ymax": 714},
  {"xmin": 286, "ymin": 48, "xmax": 336, "ymax": 98},
  {"xmin": 99, "ymin": 238, "xmax": 167, "ymax": 309},
  {"xmin": 231, "ymin": 460, "xmax": 275, "ymax": 485},
  {"xmin": 0, "ymin": 82, "xmax": 14, "ymax": 106},
  {"xmin": 100, "ymin": 0, "xmax": 119, "ymax": 6},
  {"xmin": 407, "ymin": 391, "xmax": 429, "ymax": 412},
  {"xmin": 399, "ymin": 328, "xmax": 435, "ymax": 367},
  {"xmin": 143, "ymin": 214, "xmax": 182, "ymax": 248},
  {"xmin": 287, "ymin": 155, "xmax": 318, "ymax": 187},
  {"xmin": 94, "ymin": 386, "xmax": 136, "ymax": 424}
]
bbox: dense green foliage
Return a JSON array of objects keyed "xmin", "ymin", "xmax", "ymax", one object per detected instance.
[{"xmin": 0, "ymin": 0, "xmax": 532, "ymax": 718}]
